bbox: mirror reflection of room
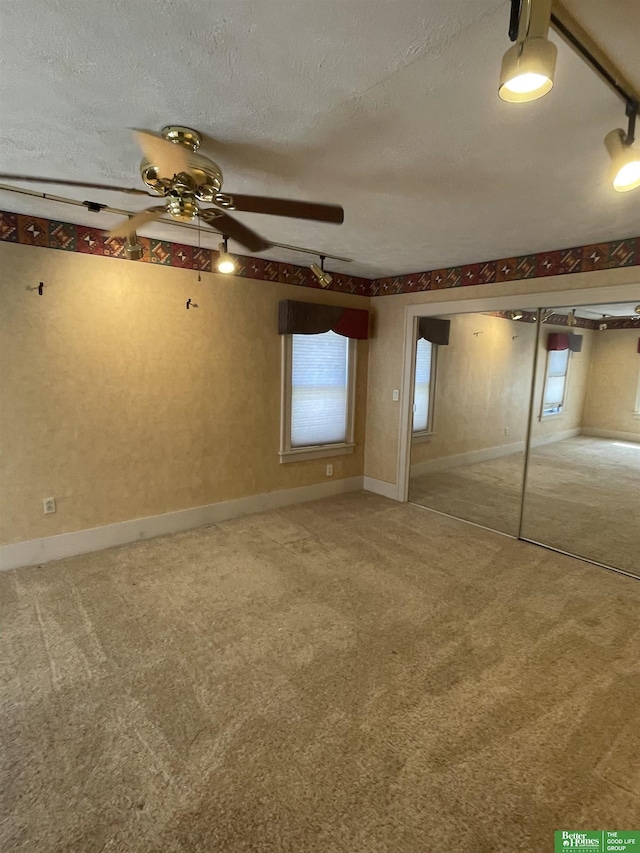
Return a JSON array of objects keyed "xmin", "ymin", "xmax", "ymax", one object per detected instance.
[
  {"xmin": 408, "ymin": 310, "xmax": 537, "ymax": 536},
  {"xmin": 521, "ymin": 302, "xmax": 640, "ymax": 575}
]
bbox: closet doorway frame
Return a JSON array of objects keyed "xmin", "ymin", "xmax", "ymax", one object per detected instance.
[{"xmin": 396, "ymin": 281, "xmax": 640, "ymax": 508}]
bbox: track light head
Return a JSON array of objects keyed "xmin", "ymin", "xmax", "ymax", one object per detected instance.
[
  {"xmin": 310, "ymin": 256, "xmax": 332, "ymax": 288},
  {"xmin": 604, "ymin": 128, "xmax": 640, "ymax": 192},
  {"xmin": 124, "ymin": 232, "xmax": 143, "ymax": 261},
  {"xmin": 499, "ymin": 38, "xmax": 557, "ymax": 102},
  {"xmin": 499, "ymin": 0, "xmax": 556, "ymax": 103},
  {"xmin": 567, "ymin": 309, "xmax": 577, "ymax": 327},
  {"xmin": 635, "ymin": 305, "xmax": 640, "ymax": 315},
  {"xmin": 216, "ymin": 237, "xmax": 236, "ymax": 274},
  {"xmin": 510, "ymin": 310, "xmax": 524, "ymax": 320}
]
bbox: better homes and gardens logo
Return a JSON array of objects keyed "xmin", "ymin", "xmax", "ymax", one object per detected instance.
[{"xmin": 554, "ymin": 831, "xmax": 640, "ymax": 852}]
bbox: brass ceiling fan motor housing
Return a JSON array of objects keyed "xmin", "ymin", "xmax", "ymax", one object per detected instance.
[{"xmin": 140, "ymin": 125, "xmax": 224, "ymax": 208}]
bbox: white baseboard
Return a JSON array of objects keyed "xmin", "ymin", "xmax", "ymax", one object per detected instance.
[
  {"xmin": 362, "ymin": 476, "xmax": 402, "ymax": 501},
  {"xmin": 0, "ymin": 476, "xmax": 364, "ymax": 572},
  {"xmin": 410, "ymin": 428, "xmax": 581, "ymax": 476},
  {"xmin": 411, "ymin": 440, "xmax": 524, "ymax": 476},
  {"xmin": 531, "ymin": 427, "xmax": 581, "ymax": 447},
  {"xmin": 581, "ymin": 427, "xmax": 640, "ymax": 443}
]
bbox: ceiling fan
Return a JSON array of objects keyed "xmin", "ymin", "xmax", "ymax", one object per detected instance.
[{"xmin": 0, "ymin": 126, "xmax": 344, "ymax": 252}]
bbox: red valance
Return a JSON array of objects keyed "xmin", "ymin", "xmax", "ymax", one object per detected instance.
[
  {"xmin": 278, "ymin": 300, "xmax": 369, "ymax": 340},
  {"xmin": 547, "ymin": 333, "xmax": 583, "ymax": 352},
  {"xmin": 547, "ymin": 333, "xmax": 569, "ymax": 351}
]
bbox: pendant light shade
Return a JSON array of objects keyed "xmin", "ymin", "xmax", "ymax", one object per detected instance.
[
  {"xmin": 604, "ymin": 128, "xmax": 640, "ymax": 192},
  {"xmin": 499, "ymin": 0, "xmax": 556, "ymax": 103}
]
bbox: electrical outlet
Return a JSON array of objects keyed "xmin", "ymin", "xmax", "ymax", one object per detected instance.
[
  {"xmin": 392, "ymin": 389, "xmax": 400, "ymax": 402},
  {"xmin": 504, "ymin": 427, "xmax": 509, "ymax": 436},
  {"xmin": 43, "ymin": 497, "xmax": 56, "ymax": 515},
  {"xmin": 326, "ymin": 464, "xmax": 333, "ymax": 477}
]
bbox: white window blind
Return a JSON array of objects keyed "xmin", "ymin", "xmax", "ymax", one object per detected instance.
[
  {"xmin": 291, "ymin": 331, "xmax": 349, "ymax": 447},
  {"xmin": 413, "ymin": 338, "xmax": 433, "ymax": 432},
  {"xmin": 543, "ymin": 349, "xmax": 570, "ymax": 413}
]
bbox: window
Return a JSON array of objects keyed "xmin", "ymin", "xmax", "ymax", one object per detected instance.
[
  {"xmin": 542, "ymin": 348, "xmax": 570, "ymax": 416},
  {"xmin": 280, "ymin": 331, "xmax": 356, "ymax": 462},
  {"xmin": 413, "ymin": 338, "xmax": 437, "ymax": 436}
]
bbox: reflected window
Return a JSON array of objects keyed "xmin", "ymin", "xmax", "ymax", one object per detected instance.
[
  {"xmin": 542, "ymin": 349, "xmax": 570, "ymax": 416},
  {"xmin": 413, "ymin": 338, "xmax": 437, "ymax": 433}
]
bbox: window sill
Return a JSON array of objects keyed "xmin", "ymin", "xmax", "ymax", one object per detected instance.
[
  {"xmin": 412, "ymin": 431, "xmax": 435, "ymax": 444},
  {"xmin": 541, "ymin": 412, "xmax": 565, "ymax": 419},
  {"xmin": 279, "ymin": 443, "xmax": 355, "ymax": 464}
]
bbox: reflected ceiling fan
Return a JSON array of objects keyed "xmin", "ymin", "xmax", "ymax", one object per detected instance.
[{"xmin": 0, "ymin": 126, "xmax": 344, "ymax": 252}]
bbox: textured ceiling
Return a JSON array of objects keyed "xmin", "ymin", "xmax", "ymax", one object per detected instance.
[
  {"xmin": 573, "ymin": 302, "xmax": 640, "ymax": 318},
  {"xmin": 0, "ymin": 0, "xmax": 638, "ymax": 278}
]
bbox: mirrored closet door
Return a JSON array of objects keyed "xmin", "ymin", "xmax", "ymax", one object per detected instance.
[
  {"xmin": 407, "ymin": 301, "xmax": 640, "ymax": 578},
  {"xmin": 408, "ymin": 309, "xmax": 537, "ymax": 537},
  {"xmin": 520, "ymin": 302, "xmax": 640, "ymax": 576}
]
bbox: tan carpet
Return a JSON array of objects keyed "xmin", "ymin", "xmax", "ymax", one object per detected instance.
[
  {"xmin": 409, "ymin": 436, "xmax": 640, "ymax": 575},
  {"xmin": 1, "ymin": 492, "xmax": 639, "ymax": 852},
  {"xmin": 409, "ymin": 451, "xmax": 526, "ymax": 536}
]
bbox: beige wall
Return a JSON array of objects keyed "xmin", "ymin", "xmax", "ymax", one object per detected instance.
[
  {"xmin": 583, "ymin": 329, "xmax": 640, "ymax": 438},
  {"xmin": 364, "ymin": 268, "xmax": 640, "ymax": 486},
  {"xmin": 411, "ymin": 313, "xmax": 535, "ymax": 465},
  {"xmin": 409, "ymin": 317, "xmax": 593, "ymax": 469},
  {"xmin": 530, "ymin": 325, "xmax": 594, "ymax": 442},
  {"xmin": 0, "ymin": 243, "xmax": 368, "ymax": 545}
]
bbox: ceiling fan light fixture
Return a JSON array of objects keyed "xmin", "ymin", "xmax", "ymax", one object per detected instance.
[
  {"xmin": 499, "ymin": 0, "xmax": 556, "ymax": 103},
  {"xmin": 216, "ymin": 238, "xmax": 236, "ymax": 275},
  {"xmin": 604, "ymin": 128, "xmax": 640, "ymax": 192}
]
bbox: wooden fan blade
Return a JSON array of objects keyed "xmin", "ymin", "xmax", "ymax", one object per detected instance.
[
  {"xmin": 107, "ymin": 206, "xmax": 167, "ymax": 238},
  {"xmin": 221, "ymin": 194, "xmax": 344, "ymax": 224},
  {"xmin": 199, "ymin": 209, "xmax": 272, "ymax": 252},
  {"xmin": 133, "ymin": 130, "xmax": 190, "ymax": 178},
  {"xmin": 0, "ymin": 173, "xmax": 152, "ymax": 196}
]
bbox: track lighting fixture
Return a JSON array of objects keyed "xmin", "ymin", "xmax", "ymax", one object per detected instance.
[
  {"xmin": 123, "ymin": 232, "xmax": 143, "ymax": 261},
  {"xmin": 500, "ymin": 1, "xmax": 640, "ymax": 192},
  {"xmin": 635, "ymin": 305, "xmax": 640, "ymax": 315},
  {"xmin": 541, "ymin": 309, "xmax": 554, "ymax": 323},
  {"xmin": 310, "ymin": 255, "xmax": 333, "ymax": 288},
  {"xmin": 499, "ymin": 0, "xmax": 556, "ymax": 103},
  {"xmin": 605, "ymin": 102, "xmax": 640, "ymax": 193},
  {"xmin": 567, "ymin": 309, "xmax": 577, "ymax": 327},
  {"xmin": 216, "ymin": 237, "xmax": 236, "ymax": 274},
  {"xmin": 510, "ymin": 310, "xmax": 524, "ymax": 320}
]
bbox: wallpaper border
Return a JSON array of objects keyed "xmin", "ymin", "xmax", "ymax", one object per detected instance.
[
  {"xmin": 0, "ymin": 210, "xmax": 371, "ymax": 297},
  {"xmin": 0, "ymin": 209, "xmax": 638, "ymax": 298}
]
